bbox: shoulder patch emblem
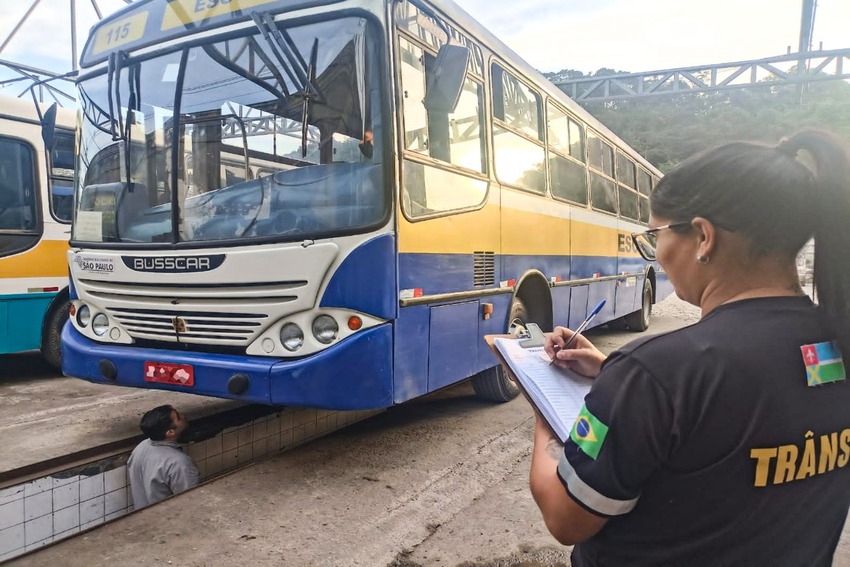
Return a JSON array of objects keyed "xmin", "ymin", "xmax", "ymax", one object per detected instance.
[
  {"xmin": 570, "ymin": 405, "xmax": 609, "ymax": 459},
  {"xmin": 801, "ymin": 341, "xmax": 846, "ymax": 386}
]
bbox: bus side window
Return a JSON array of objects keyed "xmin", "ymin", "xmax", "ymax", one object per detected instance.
[
  {"xmin": 399, "ymin": 37, "xmax": 485, "ymax": 173},
  {"xmin": 491, "ymin": 64, "xmax": 545, "ymax": 194},
  {"xmin": 0, "ymin": 137, "xmax": 37, "ymax": 231},
  {"xmin": 50, "ymin": 131, "xmax": 75, "ymax": 223},
  {"xmin": 587, "ymin": 131, "xmax": 617, "ymax": 215}
]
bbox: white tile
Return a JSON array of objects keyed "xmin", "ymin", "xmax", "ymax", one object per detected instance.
[
  {"xmin": 237, "ymin": 426, "xmax": 253, "ymax": 447},
  {"xmin": 268, "ymin": 434, "xmax": 281, "ymax": 454},
  {"xmin": 79, "ymin": 474, "xmax": 104, "ymax": 501},
  {"xmin": 252, "ymin": 438, "xmax": 267, "ymax": 459},
  {"xmin": 53, "ymin": 482, "xmax": 80, "ymax": 510},
  {"xmin": 53, "ymin": 505, "xmax": 80, "ymax": 534},
  {"xmin": 222, "ymin": 430, "xmax": 238, "ymax": 452},
  {"xmin": 52, "ymin": 475, "xmax": 79, "ymax": 488},
  {"xmin": 80, "ymin": 520, "xmax": 102, "ymax": 531},
  {"xmin": 23, "ymin": 478, "xmax": 52, "ymax": 498},
  {"xmin": 204, "ymin": 435, "xmax": 223, "ymax": 458},
  {"xmin": 24, "ymin": 491, "xmax": 52, "ymax": 521},
  {"xmin": 266, "ymin": 416, "xmax": 281, "ymax": 435},
  {"xmin": 0, "ymin": 499, "xmax": 24, "ymax": 531},
  {"xmin": 0, "ymin": 549, "xmax": 25, "ymax": 562},
  {"xmin": 26, "ymin": 539, "xmax": 52, "ymax": 553},
  {"xmin": 186, "ymin": 442, "xmax": 205, "ymax": 462},
  {"xmin": 105, "ymin": 488, "xmax": 127, "ymax": 516},
  {"xmin": 221, "ymin": 449, "xmax": 237, "ymax": 472},
  {"xmin": 80, "ymin": 495, "xmax": 104, "ymax": 525},
  {"xmin": 54, "ymin": 526, "xmax": 81, "ymax": 542},
  {"xmin": 24, "ymin": 514, "xmax": 52, "ymax": 546},
  {"xmin": 205, "ymin": 454, "xmax": 222, "ymax": 477},
  {"xmin": 104, "ymin": 467, "xmax": 127, "ymax": 493},
  {"xmin": 252, "ymin": 419, "xmax": 268, "ymax": 439},
  {"xmin": 0, "ymin": 486, "xmax": 24, "ymax": 507},
  {"xmin": 0, "ymin": 524, "xmax": 25, "ymax": 556},
  {"xmin": 105, "ymin": 510, "xmax": 127, "ymax": 522}
]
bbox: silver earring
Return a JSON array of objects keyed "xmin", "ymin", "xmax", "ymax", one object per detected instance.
[{"xmin": 697, "ymin": 255, "xmax": 709, "ymax": 264}]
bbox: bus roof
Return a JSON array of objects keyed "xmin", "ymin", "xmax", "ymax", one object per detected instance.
[{"xmin": 0, "ymin": 94, "xmax": 75, "ymax": 131}]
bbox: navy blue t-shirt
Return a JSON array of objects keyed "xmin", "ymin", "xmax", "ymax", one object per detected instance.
[{"xmin": 560, "ymin": 297, "xmax": 850, "ymax": 567}]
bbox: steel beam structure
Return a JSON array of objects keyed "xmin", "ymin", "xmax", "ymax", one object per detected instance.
[{"xmin": 552, "ymin": 48, "xmax": 850, "ymax": 102}]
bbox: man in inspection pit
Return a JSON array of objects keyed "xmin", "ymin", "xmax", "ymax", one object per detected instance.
[{"xmin": 128, "ymin": 405, "xmax": 199, "ymax": 509}]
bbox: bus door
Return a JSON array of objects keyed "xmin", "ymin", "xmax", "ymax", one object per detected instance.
[{"xmin": 394, "ymin": 17, "xmax": 497, "ymax": 399}]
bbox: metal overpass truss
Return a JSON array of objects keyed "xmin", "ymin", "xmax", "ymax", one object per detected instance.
[{"xmin": 553, "ymin": 48, "xmax": 850, "ymax": 102}]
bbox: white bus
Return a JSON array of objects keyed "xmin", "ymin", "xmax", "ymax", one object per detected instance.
[
  {"xmin": 0, "ymin": 95, "xmax": 75, "ymax": 368},
  {"xmin": 64, "ymin": 0, "xmax": 669, "ymax": 408}
]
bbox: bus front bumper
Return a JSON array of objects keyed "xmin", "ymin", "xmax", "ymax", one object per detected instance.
[{"xmin": 60, "ymin": 322, "xmax": 393, "ymax": 410}]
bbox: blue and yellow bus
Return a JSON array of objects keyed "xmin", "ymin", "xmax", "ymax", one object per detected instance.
[
  {"xmin": 0, "ymin": 95, "xmax": 75, "ymax": 369},
  {"xmin": 63, "ymin": 0, "xmax": 671, "ymax": 408}
]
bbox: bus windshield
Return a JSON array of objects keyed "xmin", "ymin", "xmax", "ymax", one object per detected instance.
[{"xmin": 74, "ymin": 15, "xmax": 384, "ymax": 245}]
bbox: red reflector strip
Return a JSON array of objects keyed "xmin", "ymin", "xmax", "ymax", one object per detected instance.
[{"xmin": 27, "ymin": 287, "xmax": 60, "ymax": 293}]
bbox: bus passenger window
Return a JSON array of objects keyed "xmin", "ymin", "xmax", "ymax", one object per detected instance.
[
  {"xmin": 50, "ymin": 131, "xmax": 75, "ymax": 223},
  {"xmin": 590, "ymin": 173, "xmax": 617, "ymax": 215},
  {"xmin": 619, "ymin": 186, "xmax": 639, "ymax": 220},
  {"xmin": 639, "ymin": 194, "xmax": 650, "ymax": 223},
  {"xmin": 399, "ymin": 37, "xmax": 484, "ymax": 173},
  {"xmin": 0, "ymin": 138, "xmax": 36, "ymax": 231},
  {"xmin": 492, "ymin": 64, "xmax": 545, "ymax": 193},
  {"xmin": 616, "ymin": 153, "xmax": 636, "ymax": 189}
]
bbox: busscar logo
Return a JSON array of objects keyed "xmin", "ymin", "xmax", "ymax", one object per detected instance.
[{"xmin": 121, "ymin": 254, "xmax": 225, "ymax": 273}]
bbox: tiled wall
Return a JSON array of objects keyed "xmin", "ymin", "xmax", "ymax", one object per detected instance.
[{"xmin": 0, "ymin": 407, "xmax": 380, "ymax": 562}]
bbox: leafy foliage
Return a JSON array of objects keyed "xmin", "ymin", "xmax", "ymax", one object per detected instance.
[{"xmin": 544, "ymin": 69, "xmax": 850, "ymax": 172}]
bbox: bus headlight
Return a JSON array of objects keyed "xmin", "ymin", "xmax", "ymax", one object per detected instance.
[
  {"xmin": 280, "ymin": 323, "xmax": 304, "ymax": 351},
  {"xmin": 312, "ymin": 315, "xmax": 338, "ymax": 344},
  {"xmin": 92, "ymin": 313, "xmax": 109, "ymax": 336},
  {"xmin": 76, "ymin": 305, "xmax": 91, "ymax": 327}
]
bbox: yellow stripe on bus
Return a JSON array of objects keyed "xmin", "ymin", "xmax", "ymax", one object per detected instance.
[
  {"xmin": 398, "ymin": 207, "xmax": 626, "ymax": 257},
  {"xmin": 0, "ymin": 240, "xmax": 69, "ymax": 279},
  {"xmin": 162, "ymin": 0, "xmax": 282, "ymax": 30}
]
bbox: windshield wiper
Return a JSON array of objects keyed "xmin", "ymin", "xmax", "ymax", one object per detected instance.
[
  {"xmin": 251, "ymin": 12, "xmax": 323, "ymax": 157},
  {"xmin": 300, "ymin": 38, "xmax": 319, "ymax": 158}
]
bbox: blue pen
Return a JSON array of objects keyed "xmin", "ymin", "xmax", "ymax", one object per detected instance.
[{"xmin": 550, "ymin": 299, "xmax": 606, "ymax": 365}]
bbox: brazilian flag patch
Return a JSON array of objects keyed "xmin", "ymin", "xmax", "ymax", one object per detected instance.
[{"xmin": 570, "ymin": 404, "xmax": 609, "ymax": 460}]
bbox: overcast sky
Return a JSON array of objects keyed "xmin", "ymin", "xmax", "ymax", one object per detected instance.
[{"xmin": 1, "ymin": 0, "xmax": 848, "ymax": 90}]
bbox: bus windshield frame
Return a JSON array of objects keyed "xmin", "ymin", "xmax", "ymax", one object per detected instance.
[{"xmin": 73, "ymin": 12, "xmax": 389, "ymax": 248}]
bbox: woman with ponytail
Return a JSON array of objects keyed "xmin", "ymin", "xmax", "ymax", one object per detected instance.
[{"xmin": 527, "ymin": 131, "xmax": 850, "ymax": 566}]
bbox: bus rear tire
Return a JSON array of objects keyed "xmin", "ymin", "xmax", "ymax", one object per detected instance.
[
  {"xmin": 42, "ymin": 297, "xmax": 70, "ymax": 371},
  {"xmin": 623, "ymin": 278, "xmax": 653, "ymax": 332},
  {"xmin": 472, "ymin": 298, "xmax": 525, "ymax": 403}
]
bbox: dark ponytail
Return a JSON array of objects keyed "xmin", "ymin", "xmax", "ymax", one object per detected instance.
[
  {"xmin": 782, "ymin": 131, "xmax": 850, "ymax": 357},
  {"xmin": 650, "ymin": 130, "xmax": 850, "ymax": 356}
]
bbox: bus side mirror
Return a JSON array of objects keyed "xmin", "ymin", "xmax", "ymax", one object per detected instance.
[
  {"xmin": 423, "ymin": 44, "xmax": 470, "ymax": 114},
  {"xmin": 41, "ymin": 103, "xmax": 58, "ymax": 151}
]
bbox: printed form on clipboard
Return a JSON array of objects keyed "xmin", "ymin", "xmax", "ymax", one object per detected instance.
[{"xmin": 492, "ymin": 337, "xmax": 593, "ymax": 443}]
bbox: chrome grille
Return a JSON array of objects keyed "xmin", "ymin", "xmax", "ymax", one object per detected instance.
[
  {"xmin": 107, "ymin": 307, "xmax": 267, "ymax": 344},
  {"xmin": 79, "ymin": 279, "xmax": 307, "ymax": 346}
]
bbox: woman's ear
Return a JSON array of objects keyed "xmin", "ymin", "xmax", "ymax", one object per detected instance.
[{"xmin": 690, "ymin": 217, "xmax": 717, "ymax": 259}]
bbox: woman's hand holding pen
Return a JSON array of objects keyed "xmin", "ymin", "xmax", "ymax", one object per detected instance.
[{"xmin": 544, "ymin": 326, "xmax": 607, "ymax": 378}]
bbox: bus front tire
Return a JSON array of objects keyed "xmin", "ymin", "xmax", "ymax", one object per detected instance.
[
  {"xmin": 42, "ymin": 299, "xmax": 70, "ymax": 371},
  {"xmin": 472, "ymin": 298, "xmax": 525, "ymax": 403}
]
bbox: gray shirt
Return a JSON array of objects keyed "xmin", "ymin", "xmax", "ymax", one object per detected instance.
[{"xmin": 127, "ymin": 438, "xmax": 199, "ymax": 509}]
